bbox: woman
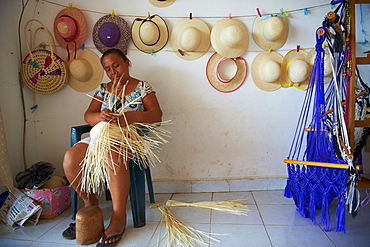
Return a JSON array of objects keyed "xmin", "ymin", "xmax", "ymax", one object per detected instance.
[{"xmin": 62, "ymin": 48, "xmax": 162, "ymax": 246}]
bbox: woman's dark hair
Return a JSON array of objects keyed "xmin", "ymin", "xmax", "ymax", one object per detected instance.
[{"xmin": 100, "ymin": 48, "xmax": 127, "ymax": 64}]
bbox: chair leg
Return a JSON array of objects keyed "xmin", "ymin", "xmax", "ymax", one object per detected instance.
[
  {"xmin": 129, "ymin": 160, "xmax": 146, "ymax": 228},
  {"xmin": 71, "ymin": 188, "xmax": 78, "ymax": 221},
  {"xmin": 144, "ymin": 167, "xmax": 155, "ymax": 203}
]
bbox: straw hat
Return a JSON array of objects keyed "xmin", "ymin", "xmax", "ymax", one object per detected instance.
[
  {"xmin": 280, "ymin": 49, "xmax": 311, "ymax": 90},
  {"xmin": 66, "ymin": 48, "xmax": 104, "ymax": 92},
  {"xmin": 148, "ymin": 0, "xmax": 176, "ymax": 7},
  {"xmin": 211, "ymin": 18, "xmax": 249, "ymax": 58},
  {"xmin": 131, "ymin": 14, "xmax": 169, "ymax": 54},
  {"xmin": 93, "ymin": 15, "xmax": 131, "ymax": 54},
  {"xmin": 170, "ymin": 17, "xmax": 210, "ymax": 60},
  {"xmin": 251, "ymin": 51, "xmax": 283, "ymax": 91},
  {"xmin": 206, "ymin": 52, "xmax": 247, "ymax": 93},
  {"xmin": 252, "ymin": 14, "xmax": 288, "ymax": 51},
  {"xmin": 54, "ymin": 7, "xmax": 88, "ymax": 51},
  {"xmin": 306, "ymin": 47, "xmax": 333, "ymax": 84}
]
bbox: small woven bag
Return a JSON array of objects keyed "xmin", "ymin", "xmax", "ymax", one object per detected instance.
[{"xmin": 21, "ymin": 19, "xmax": 68, "ymax": 94}]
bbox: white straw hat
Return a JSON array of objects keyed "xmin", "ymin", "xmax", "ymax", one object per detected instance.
[
  {"xmin": 280, "ymin": 49, "xmax": 311, "ymax": 90},
  {"xmin": 306, "ymin": 46, "xmax": 333, "ymax": 84},
  {"xmin": 66, "ymin": 48, "xmax": 104, "ymax": 92},
  {"xmin": 252, "ymin": 14, "xmax": 288, "ymax": 51},
  {"xmin": 148, "ymin": 0, "xmax": 176, "ymax": 7},
  {"xmin": 211, "ymin": 18, "xmax": 249, "ymax": 58},
  {"xmin": 170, "ymin": 17, "xmax": 210, "ymax": 60},
  {"xmin": 251, "ymin": 51, "xmax": 283, "ymax": 91},
  {"xmin": 206, "ymin": 52, "xmax": 247, "ymax": 92}
]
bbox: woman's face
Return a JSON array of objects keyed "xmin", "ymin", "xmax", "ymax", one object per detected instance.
[{"xmin": 101, "ymin": 53, "xmax": 130, "ymax": 84}]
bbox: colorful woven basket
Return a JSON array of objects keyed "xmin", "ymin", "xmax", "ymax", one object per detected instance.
[{"xmin": 21, "ymin": 19, "xmax": 68, "ymax": 94}]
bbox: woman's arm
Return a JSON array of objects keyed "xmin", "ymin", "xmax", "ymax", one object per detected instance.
[{"xmin": 84, "ymin": 96, "xmax": 117, "ymax": 126}]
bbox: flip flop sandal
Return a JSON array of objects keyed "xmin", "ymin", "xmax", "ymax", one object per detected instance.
[
  {"xmin": 96, "ymin": 229, "xmax": 125, "ymax": 247},
  {"xmin": 62, "ymin": 223, "xmax": 76, "ymax": 240}
]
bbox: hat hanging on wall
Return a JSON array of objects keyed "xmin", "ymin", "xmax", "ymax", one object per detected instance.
[
  {"xmin": 252, "ymin": 14, "xmax": 288, "ymax": 51},
  {"xmin": 280, "ymin": 49, "xmax": 311, "ymax": 90},
  {"xmin": 93, "ymin": 14, "xmax": 131, "ymax": 54},
  {"xmin": 148, "ymin": 0, "xmax": 176, "ymax": 7},
  {"xmin": 251, "ymin": 51, "xmax": 283, "ymax": 92},
  {"xmin": 211, "ymin": 18, "xmax": 249, "ymax": 58},
  {"xmin": 170, "ymin": 16, "xmax": 211, "ymax": 60},
  {"xmin": 53, "ymin": 7, "xmax": 88, "ymax": 59},
  {"xmin": 206, "ymin": 52, "xmax": 247, "ymax": 93},
  {"xmin": 66, "ymin": 48, "xmax": 104, "ymax": 92},
  {"xmin": 306, "ymin": 46, "xmax": 333, "ymax": 84},
  {"xmin": 131, "ymin": 14, "xmax": 169, "ymax": 54}
]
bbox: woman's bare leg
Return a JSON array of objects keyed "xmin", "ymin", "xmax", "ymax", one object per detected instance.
[
  {"xmin": 63, "ymin": 143, "xmax": 99, "ymax": 207},
  {"xmin": 100, "ymin": 150, "xmax": 130, "ymax": 244}
]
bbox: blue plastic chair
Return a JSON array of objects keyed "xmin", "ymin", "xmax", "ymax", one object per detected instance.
[{"xmin": 70, "ymin": 124, "xmax": 155, "ymax": 228}]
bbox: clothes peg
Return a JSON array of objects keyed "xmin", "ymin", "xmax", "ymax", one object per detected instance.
[
  {"xmin": 256, "ymin": 8, "xmax": 262, "ymax": 17},
  {"xmin": 178, "ymin": 49, "xmax": 185, "ymax": 56},
  {"xmin": 112, "ymin": 10, "xmax": 115, "ymax": 17},
  {"xmin": 150, "ymin": 49, "xmax": 154, "ymax": 56},
  {"xmin": 304, "ymin": 8, "xmax": 308, "ymax": 15},
  {"xmin": 81, "ymin": 44, "xmax": 85, "ymax": 50},
  {"xmin": 68, "ymin": 3, "xmax": 72, "ymax": 9},
  {"xmin": 148, "ymin": 12, "xmax": 151, "ymax": 19},
  {"xmin": 280, "ymin": 8, "xmax": 289, "ymax": 16},
  {"xmin": 189, "ymin": 13, "xmax": 192, "ymax": 20},
  {"xmin": 229, "ymin": 13, "xmax": 232, "ymax": 19},
  {"xmin": 297, "ymin": 45, "xmax": 300, "ymax": 52}
]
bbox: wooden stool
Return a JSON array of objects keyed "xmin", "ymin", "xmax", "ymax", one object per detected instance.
[{"xmin": 76, "ymin": 206, "xmax": 104, "ymax": 245}]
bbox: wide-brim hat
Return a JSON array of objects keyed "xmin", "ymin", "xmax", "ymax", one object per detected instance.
[
  {"xmin": 280, "ymin": 49, "xmax": 311, "ymax": 90},
  {"xmin": 306, "ymin": 47, "xmax": 333, "ymax": 84},
  {"xmin": 66, "ymin": 48, "xmax": 104, "ymax": 92},
  {"xmin": 54, "ymin": 7, "xmax": 88, "ymax": 51},
  {"xmin": 148, "ymin": 0, "xmax": 176, "ymax": 7},
  {"xmin": 211, "ymin": 18, "xmax": 249, "ymax": 58},
  {"xmin": 252, "ymin": 14, "xmax": 288, "ymax": 51},
  {"xmin": 131, "ymin": 14, "xmax": 169, "ymax": 54},
  {"xmin": 170, "ymin": 17, "xmax": 211, "ymax": 60},
  {"xmin": 93, "ymin": 15, "xmax": 131, "ymax": 54},
  {"xmin": 206, "ymin": 52, "xmax": 247, "ymax": 93},
  {"xmin": 251, "ymin": 51, "xmax": 283, "ymax": 91}
]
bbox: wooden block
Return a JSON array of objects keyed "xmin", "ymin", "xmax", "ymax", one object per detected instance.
[{"xmin": 76, "ymin": 206, "xmax": 104, "ymax": 245}]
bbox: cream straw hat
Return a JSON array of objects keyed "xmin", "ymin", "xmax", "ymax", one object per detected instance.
[
  {"xmin": 148, "ymin": 0, "xmax": 176, "ymax": 7},
  {"xmin": 211, "ymin": 18, "xmax": 249, "ymax": 58},
  {"xmin": 306, "ymin": 46, "xmax": 333, "ymax": 84},
  {"xmin": 170, "ymin": 17, "xmax": 210, "ymax": 60}
]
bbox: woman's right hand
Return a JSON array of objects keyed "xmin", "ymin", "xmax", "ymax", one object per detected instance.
[{"xmin": 100, "ymin": 108, "xmax": 117, "ymax": 123}]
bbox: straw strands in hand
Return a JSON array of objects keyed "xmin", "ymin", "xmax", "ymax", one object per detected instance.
[{"xmin": 166, "ymin": 200, "xmax": 251, "ymax": 216}]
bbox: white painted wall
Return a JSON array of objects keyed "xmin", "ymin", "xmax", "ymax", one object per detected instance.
[{"xmin": 1, "ymin": 0, "xmax": 369, "ymax": 187}]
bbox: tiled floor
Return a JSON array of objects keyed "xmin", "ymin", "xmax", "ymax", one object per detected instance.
[{"xmin": 0, "ymin": 189, "xmax": 369, "ymax": 247}]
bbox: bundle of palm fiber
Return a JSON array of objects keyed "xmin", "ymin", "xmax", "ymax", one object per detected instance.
[
  {"xmin": 166, "ymin": 200, "xmax": 250, "ymax": 216},
  {"xmin": 151, "ymin": 203, "xmax": 220, "ymax": 247}
]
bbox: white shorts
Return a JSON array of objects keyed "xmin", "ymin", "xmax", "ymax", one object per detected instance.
[{"xmin": 78, "ymin": 137, "xmax": 91, "ymax": 145}]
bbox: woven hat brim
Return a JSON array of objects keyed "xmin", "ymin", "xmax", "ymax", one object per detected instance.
[
  {"xmin": 170, "ymin": 18, "xmax": 211, "ymax": 60},
  {"xmin": 131, "ymin": 15, "xmax": 169, "ymax": 54},
  {"xmin": 206, "ymin": 52, "xmax": 247, "ymax": 93},
  {"xmin": 280, "ymin": 49, "xmax": 310, "ymax": 90},
  {"xmin": 21, "ymin": 50, "xmax": 68, "ymax": 94},
  {"xmin": 251, "ymin": 51, "xmax": 283, "ymax": 92},
  {"xmin": 67, "ymin": 48, "xmax": 104, "ymax": 92},
  {"xmin": 211, "ymin": 18, "xmax": 249, "ymax": 58},
  {"xmin": 148, "ymin": 0, "xmax": 176, "ymax": 7},
  {"xmin": 93, "ymin": 15, "xmax": 131, "ymax": 54},
  {"xmin": 53, "ymin": 7, "xmax": 88, "ymax": 50},
  {"xmin": 252, "ymin": 15, "xmax": 288, "ymax": 51}
]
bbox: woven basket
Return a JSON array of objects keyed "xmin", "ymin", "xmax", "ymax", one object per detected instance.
[{"xmin": 21, "ymin": 19, "xmax": 68, "ymax": 94}]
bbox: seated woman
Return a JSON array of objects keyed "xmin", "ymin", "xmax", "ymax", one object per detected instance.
[{"xmin": 62, "ymin": 48, "xmax": 162, "ymax": 247}]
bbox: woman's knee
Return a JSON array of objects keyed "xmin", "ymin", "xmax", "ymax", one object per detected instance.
[{"xmin": 63, "ymin": 144, "xmax": 87, "ymax": 171}]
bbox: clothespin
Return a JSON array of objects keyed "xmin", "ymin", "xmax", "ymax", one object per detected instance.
[
  {"xmin": 31, "ymin": 105, "xmax": 38, "ymax": 113},
  {"xmin": 112, "ymin": 10, "xmax": 115, "ymax": 17},
  {"xmin": 81, "ymin": 44, "xmax": 85, "ymax": 50},
  {"xmin": 150, "ymin": 49, "xmax": 154, "ymax": 56},
  {"xmin": 148, "ymin": 12, "xmax": 151, "ymax": 19},
  {"xmin": 330, "ymin": 4, "xmax": 335, "ymax": 9},
  {"xmin": 303, "ymin": 8, "xmax": 308, "ymax": 15},
  {"xmin": 296, "ymin": 45, "xmax": 300, "ymax": 52},
  {"xmin": 280, "ymin": 8, "xmax": 289, "ymax": 16},
  {"xmin": 189, "ymin": 13, "xmax": 192, "ymax": 20},
  {"xmin": 256, "ymin": 8, "xmax": 262, "ymax": 17},
  {"xmin": 229, "ymin": 13, "xmax": 232, "ymax": 19},
  {"xmin": 42, "ymin": 43, "xmax": 46, "ymax": 49},
  {"xmin": 178, "ymin": 49, "xmax": 185, "ymax": 56},
  {"xmin": 68, "ymin": 3, "xmax": 72, "ymax": 9}
]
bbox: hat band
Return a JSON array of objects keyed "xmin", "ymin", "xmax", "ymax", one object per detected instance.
[
  {"xmin": 139, "ymin": 18, "xmax": 160, "ymax": 47},
  {"xmin": 261, "ymin": 14, "xmax": 283, "ymax": 42},
  {"xmin": 216, "ymin": 57, "xmax": 244, "ymax": 83}
]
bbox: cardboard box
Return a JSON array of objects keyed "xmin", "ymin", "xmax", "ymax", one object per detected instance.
[{"xmin": 21, "ymin": 186, "xmax": 71, "ymax": 219}]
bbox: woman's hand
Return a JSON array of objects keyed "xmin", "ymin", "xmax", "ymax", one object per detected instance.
[{"xmin": 100, "ymin": 109, "xmax": 118, "ymax": 123}]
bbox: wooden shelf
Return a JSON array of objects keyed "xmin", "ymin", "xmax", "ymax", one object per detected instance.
[
  {"xmin": 355, "ymin": 0, "xmax": 370, "ymax": 4},
  {"xmin": 356, "ymin": 55, "xmax": 370, "ymax": 65},
  {"xmin": 355, "ymin": 119, "xmax": 370, "ymax": 127}
]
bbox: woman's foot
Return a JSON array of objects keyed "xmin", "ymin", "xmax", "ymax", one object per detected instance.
[{"xmin": 99, "ymin": 218, "xmax": 126, "ymax": 245}]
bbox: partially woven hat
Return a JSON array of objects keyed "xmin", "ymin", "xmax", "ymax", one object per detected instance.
[
  {"xmin": 206, "ymin": 52, "xmax": 247, "ymax": 93},
  {"xmin": 280, "ymin": 49, "xmax": 311, "ymax": 90},
  {"xmin": 54, "ymin": 7, "xmax": 88, "ymax": 52},
  {"xmin": 148, "ymin": 0, "xmax": 176, "ymax": 7},
  {"xmin": 251, "ymin": 51, "xmax": 283, "ymax": 92},
  {"xmin": 252, "ymin": 14, "xmax": 288, "ymax": 51},
  {"xmin": 170, "ymin": 17, "xmax": 210, "ymax": 60},
  {"xmin": 66, "ymin": 48, "xmax": 104, "ymax": 92},
  {"xmin": 93, "ymin": 15, "xmax": 131, "ymax": 54},
  {"xmin": 211, "ymin": 18, "xmax": 249, "ymax": 58},
  {"xmin": 131, "ymin": 14, "xmax": 169, "ymax": 54}
]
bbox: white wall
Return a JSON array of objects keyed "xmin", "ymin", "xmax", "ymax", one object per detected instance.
[{"xmin": 1, "ymin": 0, "xmax": 369, "ymax": 187}]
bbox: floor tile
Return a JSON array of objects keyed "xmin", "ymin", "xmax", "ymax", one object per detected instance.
[
  {"xmin": 211, "ymin": 204, "xmax": 262, "ymax": 225},
  {"xmin": 213, "ymin": 191, "xmax": 255, "ymax": 205},
  {"xmin": 0, "ymin": 239, "xmax": 35, "ymax": 247},
  {"xmin": 325, "ymin": 226, "xmax": 370, "ymax": 247},
  {"xmin": 252, "ymin": 190, "xmax": 295, "ymax": 205},
  {"xmin": 258, "ymin": 204, "xmax": 314, "ymax": 225}
]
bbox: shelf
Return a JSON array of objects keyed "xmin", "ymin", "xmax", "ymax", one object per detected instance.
[
  {"xmin": 356, "ymin": 55, "xmax": 370, "ymax": 65},
  {"xmin": 355, "ymin": 119, "xmax": 370, "ymax": 127}
]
